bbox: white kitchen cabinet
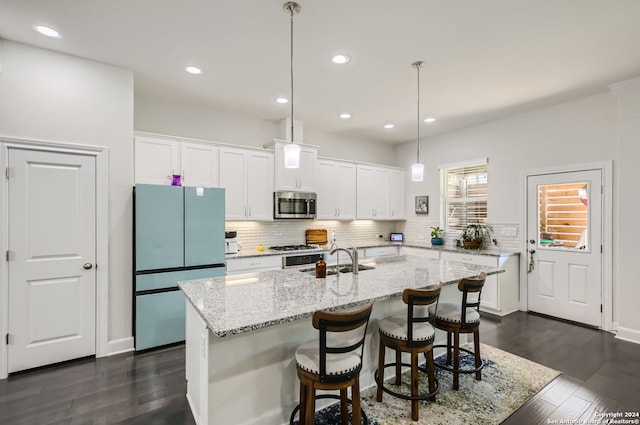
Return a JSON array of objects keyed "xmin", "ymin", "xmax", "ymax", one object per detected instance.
[
  {"xmin": 180, "ymin": 143, "xmax": 219, "ymax": 187},
  {"xmin": 356, "ymin": 165, "xmax": 390, "ymax": 219},
  {"xmin": 134, "ymin": 135, "xmax": 219, "ymax": 187},
  {"xmin": 440, "ymin": 251, "xmax": 519, "ymax": 315},
  {"xmin": 356, "ymin": 165, "xmax": 405, "ymax": 220},
  {"xmin": 219, "ymin": 147, "xmax": 274, "ymax": 221},
  {"xmin": 388, "ymin": 169, "xmax": 405, "ymax": 219},
  {"xmin": 363, "ymin": 246, "xmax": 399, "ymax": 258},
  {"xmin": 316, "ymin": 159, "xmax": 357, "ymax": 220},
  {"xmin": 270, "ymin": 141, "xmax": 317, "ymax": 192},
  {"xmin": 226, "ymin": 255, "xmax": 282, "ymax": 275},
  {"xmin": 401, "ymin": 247, "xmax": 440, "ymax": 259},
  {"xmin": 134, "ymin": 135, "xmax": 181, "ymax": 185}
]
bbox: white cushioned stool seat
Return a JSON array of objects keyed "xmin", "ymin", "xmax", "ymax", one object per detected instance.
[
  {"xmin": 429, "ymin": 302, "xmax": 480, "ymax": 323},
  {"xmin": 379, "ymin": 314, "xmax": 435, "ymax": 341}
]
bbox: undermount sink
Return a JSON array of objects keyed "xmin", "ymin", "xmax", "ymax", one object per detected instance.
[{"xmin": 298, "ymin": 264, "xmax": 375, "ymax": 275}]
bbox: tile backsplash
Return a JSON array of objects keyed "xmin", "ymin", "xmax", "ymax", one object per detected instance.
[
  {"xmin": 225, "ymin": 220, "xmax": 399, "ymax": 252},
  {"xmin": 225, "ymin": 219, "xmax": 521, "ymax": 253}
]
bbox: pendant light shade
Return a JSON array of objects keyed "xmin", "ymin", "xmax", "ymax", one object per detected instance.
[
  {"xmin": 283, "ymin": 142, "xmax": 301, "ymax": 168},
  {"xmin": 411, "ymin": 61, "xmax": 424, "ymax": 182},
  {"xmin": 411, "ymin": 162, "xmax": 424, "ymax": 182},
  {"xmin": 283, "ymin": 2, "xmax": 301, "ymax": 169}
]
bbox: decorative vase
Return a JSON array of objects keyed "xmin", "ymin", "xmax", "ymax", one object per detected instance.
[{"xmin": 431, "ymin": 237, "xmax": 443, "ymax": 246}]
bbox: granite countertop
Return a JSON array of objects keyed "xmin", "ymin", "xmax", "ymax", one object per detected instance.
[{"xmin": 179, "ymin": 255, "xmax": 504, "ymax": 338}]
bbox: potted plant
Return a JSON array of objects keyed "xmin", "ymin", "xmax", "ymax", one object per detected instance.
[
  {"xmin": 459, "ymin": 223, "xmax": 493, "ymax": 249},
  {"xmin": 430, "ymin": 226, "xmax": 444, "ymax": 246}
]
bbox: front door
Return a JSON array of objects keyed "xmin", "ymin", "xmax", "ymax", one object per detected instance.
[
  {"xmin": 526, "ymin": 169, "xmax": 602, "ymax": 327},
  {"xmin": 8, "ymin": 148, "xmax": 96, "ymax": 373}
]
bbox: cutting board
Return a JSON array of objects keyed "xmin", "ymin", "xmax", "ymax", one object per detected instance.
[{"xmin": 306, "ymin": 229, "xmax": 328, "ymax": 246}]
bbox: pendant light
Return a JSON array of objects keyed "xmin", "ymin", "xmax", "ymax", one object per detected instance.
[
  {"xmin": 411, "ymin": 61, "xmax": 424, "ymax": 182},
  {"xmin": 283, "ymin": 2, "xmax": 301, "ymax": 168}
]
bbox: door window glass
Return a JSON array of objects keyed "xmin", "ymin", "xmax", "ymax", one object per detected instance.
[{"xmin": 537, "ymin": 182, "xmax": 589, "ymax": 251}]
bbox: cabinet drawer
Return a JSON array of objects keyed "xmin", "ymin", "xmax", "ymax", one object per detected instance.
[
  {"xmin": 364, "ymin": 246, "xmax": 399, "ymax": 258},
  {"xmin": 441, "ymin": 251, "xmax": 497, "ymax": 267},
  {"xmin": 401, "ymin": 247, "xmax": 440, "ymax": 259},
  {"xmin": 226, "ymin": 255, "xmax": 282, "ymax": 274}
]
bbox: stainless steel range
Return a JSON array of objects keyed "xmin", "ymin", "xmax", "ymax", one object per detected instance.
[{"xmin": 270, "ymin": 245, "xmax": 325, "ymax": 268}]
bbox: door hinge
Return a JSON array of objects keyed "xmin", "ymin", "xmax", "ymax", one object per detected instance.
[
  {"xmin": 5, "ymin": 250, "xmax": 12, "ymax": 261},
  {"xmin": 5, "ymin": 333, "xmax": 8, "ymax": 345},
  {"xmin": 5, "ymin": 167, "xmax": 11, "ymax": 179},
  {"xmin": 600, "ymin": 304, "xmax": 603, "ymax": 313},
  {"xmin": 601, "ymin": 245, "xmax": 603, "ymax": 254}
]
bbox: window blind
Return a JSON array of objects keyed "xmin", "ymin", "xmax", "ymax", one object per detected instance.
[{"xmin": 442, "ymin": 162, "xmax": 488, "ymax": 231}]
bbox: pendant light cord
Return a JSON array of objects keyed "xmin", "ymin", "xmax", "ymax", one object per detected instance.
[
  {"xmin": 412, "ymin": 61, "xmax": 424, "ymax": 164},
  {"xmin": 285, "ymin": 2, "xmax": 300, "ymax": 143}
]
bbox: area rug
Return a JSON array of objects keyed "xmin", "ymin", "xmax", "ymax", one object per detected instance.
[{"xmin": 304, "ymin": 343, "xmax": 561, "ymax": 425}]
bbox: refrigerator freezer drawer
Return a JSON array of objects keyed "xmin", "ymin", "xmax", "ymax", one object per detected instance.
[
  {"xmin": 136, "ymin": 267, "xmax": 226, "ymax": 292},
  {"xmin": 135, "ymin": 290, "xmax": 185, "ymax": 351}
]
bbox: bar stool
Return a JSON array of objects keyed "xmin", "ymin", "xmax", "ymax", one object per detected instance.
[
  {"xmin": 429, "ymin": 272, "xmax": 486, "ymax": 390},
  {"xmin": 375, "ymin": 285, "xmax": 441, "ymax": 421},
  {"xmin": 290, "ymin": 302, "xmax": 374, "ymax": 425}
]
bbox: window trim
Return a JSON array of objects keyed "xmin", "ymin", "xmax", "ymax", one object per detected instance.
[{"xmin": 439, "ymin": 158, "xmax": 488, "ymax": 232}]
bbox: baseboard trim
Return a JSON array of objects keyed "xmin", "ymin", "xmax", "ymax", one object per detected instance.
[
  {"xmin": 106, "ymin": 337, "xmax": 134, "ymax": 356},
  {"xmin": 615, "ymin": 326, "xmax": 640, "ymax": 345}
]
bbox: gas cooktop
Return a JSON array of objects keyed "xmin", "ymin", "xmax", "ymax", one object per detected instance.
[{"xmin": 269, "ymin": 244, "xmax": 318, "ymax": 252}]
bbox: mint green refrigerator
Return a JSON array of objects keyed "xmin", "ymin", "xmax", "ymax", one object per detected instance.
[{"xmin": 134, "ymin": 185, "xmax": 225, "ymax": 351}]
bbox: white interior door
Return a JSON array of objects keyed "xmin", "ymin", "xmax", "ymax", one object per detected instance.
[
  {"xmin": 526, "ymin": 169, "xmax": 602, "ymax": 327},
  {"xmin": 8, "ymin": 148, "xmax": 96, "ymax": 373}
]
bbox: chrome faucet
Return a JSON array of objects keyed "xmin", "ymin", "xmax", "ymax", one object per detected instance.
[{"xmin": 329, "ymin": 245, "xmax": 359, "ymax": 274}]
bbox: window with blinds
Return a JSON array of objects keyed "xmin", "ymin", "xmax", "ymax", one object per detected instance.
[{"xmin": 441, "ymin": 161, "xmax": 488, "ymax": 231}]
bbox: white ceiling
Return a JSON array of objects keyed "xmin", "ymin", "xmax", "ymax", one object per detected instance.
[{"xmin": 1, "ymin": 0, "xmax": 640, "ymax": 144}]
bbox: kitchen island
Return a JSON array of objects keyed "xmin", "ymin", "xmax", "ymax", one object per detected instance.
[{"xmin": 179, "ymin": 255, "xmax": 504, "ymax": 425}]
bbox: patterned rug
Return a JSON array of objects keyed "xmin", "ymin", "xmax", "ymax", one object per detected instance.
[{"xmin": 298, "ymin": 343, "xmax": 561, "ymax": 425}]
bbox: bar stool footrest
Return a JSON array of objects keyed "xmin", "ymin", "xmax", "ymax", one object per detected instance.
[
  {"xmin": 289, "ymin": 394, "xmax": 369, "ymax": 425},
  {"xmin": 432, "ymin": 344, "xmax": 484, "ymax": 374},
  {"xmin": 374, "ymin": 362, "xmax": 439, "ymax": 401}
]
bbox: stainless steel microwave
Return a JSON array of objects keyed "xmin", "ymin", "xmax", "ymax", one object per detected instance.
[{"xmin": 274, "ymin": 191, "xmax": 316, "ymax": 219}]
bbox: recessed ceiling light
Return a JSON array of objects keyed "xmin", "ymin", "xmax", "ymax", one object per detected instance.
[
  {"xmin": 339, "ymin": 113, "xmax": 351, "ymax": 119},
  {"xmin": 384, "ymin": 124, "xmax": 394, "ymax": 129},
  {"xmin": 332, "ymin": 54, "xmax": 350, "ymax": 64},
  {"xmin": 275, "ymin": 97, "xmax": 289, "ymax": 104},
  {"xmin": 185, "ymin": 66, "xmax": 202, "ymax": 75},
  {"xmin": 424, "ymin": 117, "xmax": 436, "ymax": 123},
  {"xmin": 34, "ymin": 25, "xmax": 62, "ymax": 39}
]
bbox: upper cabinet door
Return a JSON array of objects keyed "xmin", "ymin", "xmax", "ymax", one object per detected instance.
[
  {"xmin": 273, "ymin": 142, "xmax": 317, "ymax": 192},
  {"xmin": 246, "ymin": 151, "xmax": 274, "ymax": 221},
  {"xmin": 388, "ymin": 170, "xmax": 405, "ymax": 220},
  {"xmin": 357, "ymin": 165, "xmax": 389, "ymax": 219},
  {"xmin": 184, "ymin": 187, "xmax": 225, "ymax": 266},
  {"xmin": 181, "ymin": 143, "xmax": 219, "ymax": 188},
  {"xmin": 316, "ymin": 159, "xmax": 356, "ymax": 220},
  {"xmin": 134, "ymin": 136, "xmax": 180, "ymax": 185},
  {"xmin": 219, "ymin": 148, "xmax": 248, "ymax": 220},
  {"xmin": 135, "ymin": 184, "xmax": 184, "ymax": 271}
]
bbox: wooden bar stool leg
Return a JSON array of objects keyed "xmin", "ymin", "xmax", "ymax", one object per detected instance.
[
  {"xmin": 446, "ymin": 332, "xmax": 452, "ymax": 365},
  {"xmin": 427, "ymin": 349, "xmax": 436, "ymax": 402},
  {"xmin": 305, "ymin": 385, "xmax": 315, "ymax": 425},
  {"xmin": 474, "ymin": 329, "xmax": 482, "ymax": 381},
  {"xmin": 395, "ymin": 350, "xmax": 402, "ymax": 385},
  {"xmin": 376, "ymin": 341, "xmax": 385, "ymax": 401},
  {"xmin": 340, "ymin": 388, "xmax": 348, "ymax": 425},
  {"xmin": 411, "ymin": 350, "xmax": 419, "ymax": 421},
  {"xmin": 453, "ymin": 330, "xmax": 460, "ymax": 391},
  {"xmin": 299, "ymin": 382, "xmax": 307, "ymax": 424},
  {"xmin": 352, "ymin": 377, "xmax": 361, "ymax": 425}
]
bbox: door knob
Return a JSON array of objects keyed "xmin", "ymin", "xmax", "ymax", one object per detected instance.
[
  {"xmin": 83, "ymin": 263, "xmax": 93, "ymax": 270},
  {"xmin": 529, "ymin": 239, "xmax": 535, "ymax": 244}
]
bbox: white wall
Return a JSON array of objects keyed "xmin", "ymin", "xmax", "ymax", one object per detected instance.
[
  {"xmin": 397, "ymin": 89, "xmax": 640, "ymax": 341},
  {"xmin": 134, "ymin": 95, "xmax": 396, "ymax": 166},
  {"xmin": 611, "ymin": 79, "xmax": 640, "ymax": 343},
  {"xmin": 0, "ymin": 40, "xmax": 134, "ymax": 353}
]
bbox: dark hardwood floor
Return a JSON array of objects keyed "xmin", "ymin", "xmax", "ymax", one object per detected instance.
[{"xmin": 1, "ymin": 311, "xmax": 639, "ymax": 424}]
